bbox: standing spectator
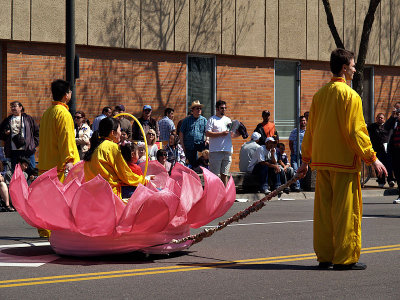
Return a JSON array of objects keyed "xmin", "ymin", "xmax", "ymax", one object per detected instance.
[
  {"xmin": 289, "ymin": 116, "xmax": 307, "ymax": 192},
  {"xmin": 146, "ymin": 129, "xmax": 159, "ymax": 161},
  {"xmin": 385, "ymin": 107, "xmax": 400, "ymax": 204},
  {"xmin": 247, "ymin": 137, "xmax": 281, "ymax": 194},
  {"xmin": 132, "ymin": 105, "xmax": 160, "ymax": 141},
  {"xmin": 92, "ymin": 106, "xmax": 112, "ymax": 132},
  {"xmin": 367, "ymin": 113, "xmax": 394, "ymax": 188},
  {"xmin": 177, "ymin": 111, "xmax": 192, "ymax": 136},
  {"xmin": 303, "ymin": 111, "xmax": 310, "ymax": 121},
  {"xmin": 114, "ymin": 105, "xmax": 132, "ymax": 138},
  {"xmin": 254, "ymin": 110, "xmax": 279, "ymax": 145},
  {"xmin": 158, "ymin": 108, "xmax": 176, "ymax": 142},
  {"xmin": 164, "ymin": 133, "xmax": 186, "ymax": 167},
  {"xmin": 156, "ymin": 149, "xmax": 172, "ymax": 173},
  {"xmin": 0, "ymin": 101, "xmax": 39, "ymax": 171},
  {"xmin": 239, "ymin": 132, "xmax": 261, "ymax": 172},
  {"xmin": 179, "ymin": 101, "xmax": 208, "ymax": 167},
  {"xmin": 74, "ymin": 111, "xmax": 91, "ymax": 160},
  {"xmin": 206, "ymin": 100, "xmax": 238, "ymax": 186},
  {"xmin": 298, "ymin": 48, "xmax": 386, "ymax": 270}
]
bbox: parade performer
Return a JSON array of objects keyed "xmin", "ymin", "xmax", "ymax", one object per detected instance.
[
  {"xmin": 37, "ymin": 80, "xmax": 80, "ymax": 238},
  {"xmin": 297, "ymin": 49, "xmax": 387, "ymax": 270},
  {"xmin": 83, "ymin": 117, "xmax": 148, "ymax": 199},
  {"xmin": 38, "ymin": 80, "xmax": 80, "ymax": 182}
]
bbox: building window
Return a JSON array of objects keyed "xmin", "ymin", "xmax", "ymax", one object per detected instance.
[
  {"xmin": 274, "ymin": 60, "xmax": 299, "ymax": 139},
  {"xmin": 187, "ymin": 55, "xmax": 216, "ymax": 119},
  {"xmin": 362, "ymin": 66, "xmax": 374, "ymax": 124}
]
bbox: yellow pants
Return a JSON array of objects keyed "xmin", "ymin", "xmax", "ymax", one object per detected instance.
[{"xmin": 314, "ymin": 170, "xmax": 362, "ymax": 265}]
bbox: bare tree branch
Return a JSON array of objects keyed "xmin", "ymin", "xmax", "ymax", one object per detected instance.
[{"xmin": 322, "ymin": 0, "xmax": 344, "ymax": 49}]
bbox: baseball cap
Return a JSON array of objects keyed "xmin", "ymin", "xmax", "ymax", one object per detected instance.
[
  {"xmin": 115, "ymin": 104, "xmax": 125, "ymax": 111},
  {"xmin": 143, "ymin": 105, "xmax": 152, "ymax": 110},
  {"xmin": 265, "ymin": 137, "xmax": 275, "ymax": 143},
  {"xmin": 251, "ymin": 132, "xmax": 261, "ymax": 141}
]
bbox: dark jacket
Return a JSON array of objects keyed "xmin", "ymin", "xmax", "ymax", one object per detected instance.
[
  {"xmin": 384, "ymin": 116, "xmax": 399, "ymax": 153},
  {"xmin": 367, "ymin": 122, "xmax": 388, "ymax": 154},
  {"xmin": 131, "ymin": 116, "xmax": 159, "ymax": 141},
  {"xmin": 0, "ymin": 113, "xmax": 39, "ymax": 157}
]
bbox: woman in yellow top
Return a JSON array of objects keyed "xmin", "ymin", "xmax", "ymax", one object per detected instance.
[{"xmin": 83, "ymin": 117, "xmax": 148, "ymax": 198}]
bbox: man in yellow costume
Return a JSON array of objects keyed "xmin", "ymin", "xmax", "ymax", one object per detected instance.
[
  {"xmin": 297, "ymin": 49, "xmax": 387, "ymax": 270},
  {"xmin": 37, "ymin": 79, "xmax": 80, "ymax": 237}
]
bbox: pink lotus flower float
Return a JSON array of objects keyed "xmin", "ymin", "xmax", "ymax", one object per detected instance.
[{"xmin": 9, "ymin": 161, "xmax": 236, "ymax": 256}]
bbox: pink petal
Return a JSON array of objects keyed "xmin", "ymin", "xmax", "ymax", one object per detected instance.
[
  {"xmin": 140, "ymin": 161, "xmax": 169, "ymax": 189},
  {"xmin": 27, "ymin": 176, "xmax": 73, "ymax": 230},
  {"xmin": 64, "ymin": 160, "xmax": 85, "ymax": 185},
  {"xmin": 70, "ymin": 176, "xmax": 117, "ymax": 237},
  {"xmin": 170, "ymin": 163, "xmax": 201, "ymax": 185}
]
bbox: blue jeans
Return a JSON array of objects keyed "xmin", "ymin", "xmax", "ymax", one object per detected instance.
[
  {"xmin": 291, "ymin": 154, "xmax": 302, "ymax": 189},
  {"xmin": 252, "ymin": 163, "xmax": 281, "ymax": 192}
]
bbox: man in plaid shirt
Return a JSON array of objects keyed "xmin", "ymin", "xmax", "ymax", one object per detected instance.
[{"xmin": 158, "ymin": 108, "xmax": 176, "ymax": 142}]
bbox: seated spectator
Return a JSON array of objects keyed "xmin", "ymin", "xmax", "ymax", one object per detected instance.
[
  {"xmin": 119, "ymin": 129, "xmax": 129, "ymax": 145},
  {"xmin": 247, "ymin": 137, "xmax": 281, "ymax": 194},
  {"xmin": 156, "ymin": 149, "xmax": 172, "ymax": 173},
  {"xmin": 0, "ymin": 160, "xmax": 13, "ymax": 212},
  {"xmin": 74, "ymin": 110, "xmax": 91, "ymax": 160},
  {"xmin": 193, "ymin": 149, "xmax": 209, "ymax": 173},
  {"xmin": 158, "ymin": 108, "xmax": 176, "ymax": 142},
  {"xmin": 136, "ymin": 142, "xmax": 147, "ymax": 164},
  {"xmin": 239, "ymin": 132, "xmax": 262, "ymax": 172},
  {"xmin": 132, "ymin": 105, "xmax": 160, "ymax": 141},
  {"xmin": 120, "ymin": 142, "xmax": 144, "ymax": 198},
  {"xmin": 276, "ymin": 143, "xmax": 294, "ymax": 193},
  {"xmin": 164, "ymin": 133, "xmax": 186, "ymax": 167},
  {"xmin": 146, "ymin": 129, "xmax": 159, "ymax": 160}
]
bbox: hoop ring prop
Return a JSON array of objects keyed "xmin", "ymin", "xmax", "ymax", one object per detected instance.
[{"xmin": 114, "ymin": 113, "xmax": 148, "ymax": 177}]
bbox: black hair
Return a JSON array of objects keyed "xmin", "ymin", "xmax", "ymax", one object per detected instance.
[
  {"xmin": 262, "ymin": 110, "xmax": 270, "ymax": 117},
  {"xmin": 75, "ymin": 110, "xmax": 86, "ymax": 119},
  {"xmin": 10, "ymin": 101, "xmax": 25, "ymax": 113},
  {"xmin": 102, "ymin": 106, "xmax": 112, "ymax": 114},
  {"xmin": 51, "ymin": 79, "xmax": 70, "ymax": 101},
  {"xmin": 277, "ymin": 143, "xmax": 285, "ymax": 149},
  {"xmin": 84, "ymin": 117, "xmax": 120, "ymax": 161},
  {"xmin": 156, "ymin": 149, "xmax": 167, "ymax": 159},
  {"xmin": 164, "ymin": 108, "xmax": 174, "ymax": 116},
  {"xmin": 120, "ymin": 142, "xmax": 138, "ymax": 163},
  {"xmin": 216, "ymin": 100, "xmax": 226, "ymax": 109},
  {"xmin": 169, "ymin": 133, "xmax": 179, "ymax": 146},
  {"xmin": 330, "ymin": 48, "xmax": 355, "ymax": 76}
]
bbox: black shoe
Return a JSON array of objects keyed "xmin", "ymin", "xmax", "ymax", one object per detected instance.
[
  {"xmin": 283, "ymin": 187, "xmax": 290, "ymax": 194},
  {"xmin": 333, "ymin": 262, "xmax": 367, "ymax": 270},
  {"xmin": 292, "ymin": 188, "xmax": 302, "ymax": 193},
  {"xmin": 317, "ymin": 262, "xmax": 333, "ymax": 269}
]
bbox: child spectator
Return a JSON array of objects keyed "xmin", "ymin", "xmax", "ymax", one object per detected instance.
[
  {"xmin": 193, "ymin": 149, "xmax": 209, "ymax": 173},
  {"xmin": 156, "ymin": 149, "xmax": 172, "ymax": 173},
  {"xmin": 276, "ymin": 143, "xmax": 293, "ymax": 193},
  {"xmin": 120, "ymin": 142, "xmax": 143, "ymax": 198},
  {"xmin": 136, "ymin": 142, "xmax": 147, "ymax": 164},
  {"xmin": 0, "ymin": 160, "xmax": 14, "ymax": 212},
  {"xmin": 164, "ymin": 133, "xmax": 186, "ymax": 167}
]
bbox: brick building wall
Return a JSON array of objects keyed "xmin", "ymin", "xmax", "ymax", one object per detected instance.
[{"xmin": 2, "ymin": 41, "xmax": 400, "ymax": 171}]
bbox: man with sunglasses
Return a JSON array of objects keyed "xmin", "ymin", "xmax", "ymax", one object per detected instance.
[
  {"xmin": 206, "ymin": 100, "xmax": 236, "ymax": 186},
  {"xmin": 132, "ymin": 105, "xmax": 160, "ymax": 141}
]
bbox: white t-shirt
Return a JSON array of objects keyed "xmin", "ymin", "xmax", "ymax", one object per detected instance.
[
  {"xmin": 206, "ymin": 115, "xmax": 233, "ymax": 153},
  {"xmin": 247, "ymin": 145, "xmax": 274, "ymax": 172},
  {"xmin": 10, "ymin": 115, "xmax": 25, "ymax": 150}
]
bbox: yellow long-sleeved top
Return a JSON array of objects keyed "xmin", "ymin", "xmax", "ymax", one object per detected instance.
[
  {"xmin": 301, "ymin": 77, "xmax": 376, "ymax": 173},
  {"xmin": 83, "ymin": 138, "xmax": 148, "ymax": 198},
  {"xmin": 38, "ymin": 101, "xmax": 80, "ymax": 181}
]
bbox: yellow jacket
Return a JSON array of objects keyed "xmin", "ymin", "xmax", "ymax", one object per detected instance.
[
  {"xmin": 302, "ymin": 77, "xmax": 376, "ymax": 173},
  {"xmin": 38, "ymin": 101, "xmax": 80, "ymax": 181},
  {"xmin": 84, "ymin": 138, "xmax": 148, "ymax": 197}
]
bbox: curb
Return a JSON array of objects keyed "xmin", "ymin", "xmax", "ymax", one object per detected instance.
[{"xmin": 235, "ymin": 188, "xmax": 398, "ymax": 203}]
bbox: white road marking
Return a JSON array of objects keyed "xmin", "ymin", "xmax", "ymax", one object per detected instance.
[
  {"xmin": 0, "ymin": 241, "xmax": 57, "ymax": 267},
  {"xmin": 202, "ymin": 216, "xmax": 378, "ymax": 228}
]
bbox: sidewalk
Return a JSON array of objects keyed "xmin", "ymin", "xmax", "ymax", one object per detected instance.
[{"xmin": 235, "ymin": 178, "xmax": 399, "ymax": 202}]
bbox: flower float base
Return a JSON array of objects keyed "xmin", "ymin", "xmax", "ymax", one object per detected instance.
[{"xmin": 10, "ymin": 161, "xmax": 235, "ymax": 257}]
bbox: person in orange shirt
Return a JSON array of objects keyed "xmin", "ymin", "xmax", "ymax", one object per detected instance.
[
  {"xmin": 297, "ymin": 48, "xmax": 387, "ymax": 270},
  {"xmin": 254, "ymin": 110, "xmax": 279, "ymax": 145}
]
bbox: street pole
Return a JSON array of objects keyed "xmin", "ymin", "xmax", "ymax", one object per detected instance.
[{"xmin": 66, "ymin": 0, "xmax": 76, "ymax": 115}]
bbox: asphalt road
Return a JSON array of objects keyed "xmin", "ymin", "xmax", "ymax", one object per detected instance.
[{"xmin": 0, "ymin": 194, "xmax": 399, "ymax": 299}]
